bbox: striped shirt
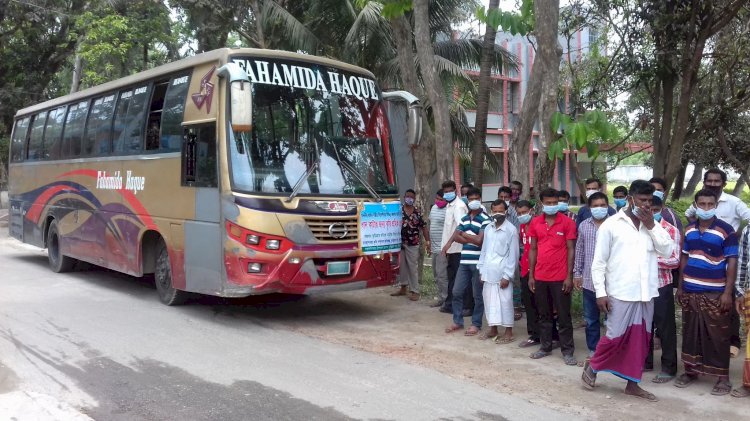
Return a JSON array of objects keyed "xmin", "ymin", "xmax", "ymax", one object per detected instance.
[
  {"xmin": 657, "ymin": 219, "xmax": 681, "ymax": 288},
  {"xmin": 573, "ymin": 217, "xmax": 600, "ymax": 292},
  {"xmin": 735, "ymin": 225, "xmax": 750, "ymax": 297},
  {"xmin": 457, "ymin": 212, "xmax": 491, "ymax": 265},
  {"xmin": 428, "ymin": 205, "xmax": 446, "ymax": 254},
  {"xmin": 682, "ymin": 218, "xmax": 739, "ymax": 293}
]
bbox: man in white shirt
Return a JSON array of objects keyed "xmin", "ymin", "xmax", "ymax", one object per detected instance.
[
  {"xmin": 478, "ymin": 200, "xmax": 520, "ymax": 343},
  {"xmin": 684, "ymin": 168, "xmax": 750, "ymax": 356},
  {"xmin": 439, "ymin": 180, "xmax": 470, "ymax": 314},
  {"xmin": 581, "ymin": 180, "xmax": 674, "ymax": 402}
]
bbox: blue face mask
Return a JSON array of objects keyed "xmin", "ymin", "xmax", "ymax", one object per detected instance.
[
  {"xmin": 518, "ymin": 213, "xmax": 532, "ymax": 224},
  {"xmin": 696, "ymin": 207, "xmax": 716, "ymax": 221},
  {"xmin": 614, "ymin": 198, "xmax": 627, "ymax": 208},
  {"xmin": 558, "ymin": 202, "xmax": 569, "ymax": 212},
  {"xmin": 653, "ymin": 212, "xmax": 662, "ymax": 222},
  {"xmin": 443, "ymin": 191, "xmax": 456, "ymax": 202},
  {"xmin": 591, "ymin": 207, "xmax": 608, "ymax": 220},
  {"xmin": 653, "ymin": 191, "xmax": 665, "ymax": 200},
  {"xmin": 543, "ymin": 204, "xmax": 559, "ymax": 215}
]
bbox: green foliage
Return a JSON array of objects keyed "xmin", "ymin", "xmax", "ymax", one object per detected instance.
[
  {"xmin": 548, "ymin": 110, "xmax": 618, "ymax": 161},
  {"xmin": 379, "ymin": 0, "xmax": 413, "ymax": 19},
  {"xmin": 475, "ymin": 0, "xmax": 534, "ymax": 36}
]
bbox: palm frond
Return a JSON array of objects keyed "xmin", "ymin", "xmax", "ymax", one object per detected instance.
[
  {"xmin": 432, "ymin": 55, "xmax": 473, "ymax": 83},
  {"xmin": 433, "ymin": 39, "xmax": 518, "ymax": 75},
  {"xmin": 261, "ymin": 0, "xmax": 321, "ymax": 53},
  {"xmin": 344, "ymin": 2, "xmax": 392, "ymax": 58}
]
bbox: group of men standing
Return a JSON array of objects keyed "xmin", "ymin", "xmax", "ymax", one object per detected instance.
[{"xmin": 395, "ymin": 168, "xmax": 750, "ymax": 402}]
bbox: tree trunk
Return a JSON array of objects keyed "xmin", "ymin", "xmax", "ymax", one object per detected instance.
[
  {"xmin": 250, "ymin": 0, "xmax": 266, "ymax": 48},
  {"xmin": 413, "ymin": 0, "xmax": 454, "ymax": 183},
  {"xmin": 520, "ymin": 0, "xmax": 561, "ymax": 198},
  {"xmin": 508, "ymin": 54, "xmax": 543, "ymax": 200},
  {"xmin": 391, "ymin": 15, "xmax": 436, "ymax": 285},
  {"xmin": 670, "ymin": 156, "xmax": 688, "ymax": 200},
  {"xmin": 469, "ymin": 0, "xmax": 500, "ymax": 186},
  {"xmin": 683, "ymin": 163, "xmax": 703, "ymax": 197},
  {"xmin": 733, "ymin": 174, "xmax": 747, "ymax": 196},
  {"xmin": 70, "ymin": 53, "xmax": 83, "ymax": 94}
]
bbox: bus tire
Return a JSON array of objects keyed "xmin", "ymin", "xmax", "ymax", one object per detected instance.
[
  {"xmin": 47, "ymin": 220, "xmax": 76, "ymax": 273},
  {"xmin": 154, "ymin": 241, "xmax": 189, "ymax": 306}
]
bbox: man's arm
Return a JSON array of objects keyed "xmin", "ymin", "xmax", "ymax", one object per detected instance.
[
  {"xmin": 476, "ymin": 227, "xmax": 488, "ymax": 274},
  {"xmin": 659, "ymin": 224, "xmax": 681, "ymax": 270},
  {"xmin": 573, "ymin": 227, "xmax": 585, "ymax": 279},
  {"xmin": 723, "ymin": 257, "xmax": 738, "ymax": 312},
  {"xmin": 503, "ymin": 227, "xmax": 520, "ymax": 281},
  {"xmin": 736, "ymin": 227, "xmax": 750, "ymax": 297},
  {"xmin": 647, "ymin": 221, "xmax": 674, "ymax": 258},
  {"xmin": 685, "ymin": 203, "xmax": 697, "ymax": 224},
  {"xmin": 528, "ymin": 237, "xmax": 538, "ymax": 292},
  {"xmin": 590, "ymin": 223, "xmax": 611, "ymax": 298},
  {"xmin": 736, "ymin": 198, "xmax": 750, "ymax": 225},
  {"xmin": 563, "ymin": 238, "xmax": 575, "ymax": 293}
]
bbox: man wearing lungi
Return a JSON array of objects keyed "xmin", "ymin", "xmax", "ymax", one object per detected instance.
[
  {"xmin": 732, "ymin": 222, "xmax": 750, "ymax": 398},
  {"xmin": 581, "ymin": 180, "xmax": 674, "ymax": 402}
]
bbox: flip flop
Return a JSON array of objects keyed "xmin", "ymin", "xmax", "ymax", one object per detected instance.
[
  {"xmin": 731, "ymin": 386, "xmax": 750, "ymax": 398},
  {"xmin": 530, "ymin": 350, "xmax": 551, "ymax": 359},
  {"xmin": 563, "ymin": 354, "xmax": 578, "ymax": 366},
  {"xmin": 652, "ymin": 373, "xmax": 675, "ymax": 384},
  {"xmin": 464, "ymin": 327, "xmax": 480, "ymax": 336},
  {"xmin": 711, "ymin": 380, "xmax": 732, "ymax": 396},
  {"xmin": 445, "ymin": 324, "xmax": 463, "ymax": 334},
  {"xmin": 624, "ymin": 389, "xmax": 658, "ymax": 402},
  {"xmin": 518, "ymin": 338, "xmax": 540, "ymax": 348},
  {"xmin": 581, "ymin": 360, "xmax": 596, "ymax": 389},
  {"xmin": 674, "ymin": 373, "xmax": 697, "ymax": 388},
  {"xmin": 495, "ymin": 336, "xmax": 515, "ymax": 345}
]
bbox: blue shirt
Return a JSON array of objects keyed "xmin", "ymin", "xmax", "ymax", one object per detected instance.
[
  {"xmin": 682, "ymin": 218, "xmax": 738, "ymax": 293},
  {"xmin": 457, "ymin": 212, "xmax": 491, "ymax": 265}
]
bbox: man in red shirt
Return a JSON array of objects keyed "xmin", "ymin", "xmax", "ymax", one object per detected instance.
[{"xmin": 528, "ymin": 188, "xmax": 578, "ymax": 365}]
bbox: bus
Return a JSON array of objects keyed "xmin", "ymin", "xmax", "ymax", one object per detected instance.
[{"xmin": 7, "ymin": 48, "xmax": 422, "ymax": 305}]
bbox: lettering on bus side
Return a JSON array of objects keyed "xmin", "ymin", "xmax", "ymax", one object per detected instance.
[
  {"xmin": 232, "ymin": 58, "xmax": 380, "ymax": 101},
  {"xmin": 95, "ymin": 170, "xmax": 146, "ymax": 195}
]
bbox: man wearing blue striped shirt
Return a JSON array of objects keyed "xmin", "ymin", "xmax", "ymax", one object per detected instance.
[{"xmin": 444, "ymin": 187, "xmax": 491, "ymax": 336}]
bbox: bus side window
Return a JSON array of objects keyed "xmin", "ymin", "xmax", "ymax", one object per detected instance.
[
  {"xmin": 27, "ymin": 111, "xmax": 48, "ymax": 161},
  {"xmin": 182, "ymin": 123, "xmax": 217, "ymax": 188},
  {"xmin": 10, "ymin": 117, "xmax": 30, "ymax": 162},
  {"xmin": 145, "ymin": 81, "xmax": 168, "ymax": 151},
  {"xmin": 62, "ymin": 101, "xmax": 88, "ymax": 158},
  {"xmin": 45, "ymin": 105, "xmax": 67, "ymax": 160},
  {"xmin": 83, "ymin": 95, "xmax": 115, "ymax": 156},
  {"xmin": 159, "ymin": 74, "xmax": 191, "ymax": 152}
]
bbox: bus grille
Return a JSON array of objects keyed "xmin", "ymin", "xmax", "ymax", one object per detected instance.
[{"xmin": 304, "ymin": 217, "xmax": 359, "ymax": 242}]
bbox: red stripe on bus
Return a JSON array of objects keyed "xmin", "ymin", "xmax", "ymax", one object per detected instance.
[
  {"xmin": 57, "ymin": 169, "xmax": 99, "ymax": 179},
  {"xmin": 26, "ymin": 185, "xmax": 79, "ymax": 224}
]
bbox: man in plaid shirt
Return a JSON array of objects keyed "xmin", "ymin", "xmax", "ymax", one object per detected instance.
[
  {"xmin": 732, "ymin": 223, "xmax": 750, "ymax": 397},
  {"xmin": 644, "ymin": 196, "xmax": 681, "ymax": 383}
]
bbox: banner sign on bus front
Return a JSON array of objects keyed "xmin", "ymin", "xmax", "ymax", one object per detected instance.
[{"xmin": 358, "ymin": 202, "xmax": 402, "ymax": 255}]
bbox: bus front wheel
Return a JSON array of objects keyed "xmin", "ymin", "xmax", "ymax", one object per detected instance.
[
  {"xmin": 47, "ymin": 220, "xmax": 76, "ymax": 273},
  {"xmin": 154, "ymin": 241, "xmax": 189, "ymax": 306}
]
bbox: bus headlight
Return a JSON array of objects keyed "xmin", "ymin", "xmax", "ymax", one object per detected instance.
[{"xmin": 266, "ymin": 239, "xmax": 280, "ymax": 250}]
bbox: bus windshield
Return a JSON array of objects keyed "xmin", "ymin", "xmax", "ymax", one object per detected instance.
[{"xmin": 228, "ymin": 79, "xmax": 397, "ymax": 196}]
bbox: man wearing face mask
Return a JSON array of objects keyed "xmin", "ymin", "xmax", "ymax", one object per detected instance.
[
  {"xmin": 497, "ymin": 186, "xmax": 520, "ymax": 229},
  {"xmin": 649, "ymin": 177, "xmax": 683, "ymax": 234},
  {"xmin": 576, "ymin": 178, "xmax": 616, "ymax": 228},
  {"xmin": 392, "ymin": 189, "xmax": 430, "ymax": 301},
  {"xmin": 440, "ymin": 180, "xmax": 471, "ymax": 315},
  {"xmin": 444, "ymin": 187, "xmax": 491, "ymax": 336},
  {"xmin": 613, "ymin": 186, "xmax": 628, "ymax": 211},
  {"xmin": 528, "ymin": 188, "xmax": 578, "ymax": 365},
  {"xmin": 674, "ymin": 189, "xmax": 738, "ymax": 395},
  {"xmin": 477, "ymin": 200, "xmax": 519, "ymax": 343},
  {"xmin": 582, "ymin": 180, "xmax": 674, "ymax": 402},
  {"xmin": 558, "ymin": 190, "xmax": 577, "ymax": 221},
  {"xmin": 429, "ymin": 190, "xmax": 449, "ymax": 308}
]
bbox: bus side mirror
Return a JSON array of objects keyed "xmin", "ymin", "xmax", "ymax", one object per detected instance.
[
  {"xmin": 382, "ymin": 90, "xmax": 422, "ymax": 146},
  {"xmin": 217, "ymin": 63, "xmax": 253, "ymax": 133}
]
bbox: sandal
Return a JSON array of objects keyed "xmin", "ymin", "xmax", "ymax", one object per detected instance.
[
  {"xmin": 674, "ymin": 373, "xmax": 697, "ymax": 388},
  {"xmin": 464, "ymin": 326, "xmax": 480, "ymax": 336},
  {"xmin": 518, "ymin": 338, "xmax": 540, "ymax": 348},
  {"xmin": 624, "ymin": 388, "xmax": 658, "ymax": 402},
  {"xmin": 530, "ymin": 350, "xmax": 551, "ymax": 359},
  {"xmin": 495, "ymin": 336, "xmax": 515, "ymax": 345},
  {"xmin": 563, "ymin": 354, "xmax": 578, "ymax": 366},
  {"xmin": 445, "ymin": 324, "xmax": 463, "ymax": 334},
  {"xmin": 652, "ymin": 373, "xmax": 675, "ymax": 384},
  {"xmin": 581, "ymin": 360, "xmax": 596, "ymax": 389},
  {"xmin": 731, "ymin": 386, "xmax": 750, "ymax": 398},
  {"xmin": 711, "ymin": 379, "xmax": 732, "ymax": 396}
]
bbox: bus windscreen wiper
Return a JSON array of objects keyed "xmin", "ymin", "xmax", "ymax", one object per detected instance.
[
  {"xmin": 285, "ymin": 161, "xmax": 319, "ymax": 203},
  {"xmin": 337, "ymin": 160, "xmax": 382, "ymax": 202}
]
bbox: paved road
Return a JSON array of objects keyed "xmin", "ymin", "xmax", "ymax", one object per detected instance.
[{"xmin": 0, "ymin": 231, "xmax": 570, "ymax": 421}]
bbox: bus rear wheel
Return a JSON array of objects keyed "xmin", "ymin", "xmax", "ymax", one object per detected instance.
[
  {"xmin": 47, "ymin": 220, "xmax": 76, "ymax": 273},
  {"xmin": 154, "ymin": 241, "xmax": 189, "ymax": 306}
]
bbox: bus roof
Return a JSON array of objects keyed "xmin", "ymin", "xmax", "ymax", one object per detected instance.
[{"xmin": 16, "ymin": 48, "xmax": 377, "ymax": 117}]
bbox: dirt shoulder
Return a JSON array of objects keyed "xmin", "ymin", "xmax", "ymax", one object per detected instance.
[{"xmin": 260, "ymin": 287, "xmax": 747, "ymax": 421}]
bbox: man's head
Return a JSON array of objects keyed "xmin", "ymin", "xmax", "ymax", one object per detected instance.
[
  {"xmin": 539, "ymin": 188, "xmax": 559, "ymax": 215},
  {"xmin": 628, "ymin": 179, "xmax": 656, "ymax": 214},
  {"xmin": 588, "ymin": 192, "xmax": 609, "ymax": 220},
  {"xmin": 557, "ymin": 190, "xmax": 571, "ymax": 211},
  {"xmin": 498, "ymin": 186, "xmax": 512, "ymax": 203},
  {"xmin": 441, "ymin": 180, "xmax": 457, "ymax": 202},
  {"xmin": 434, "ymin": 189, "xmax": 446, "ymax": 207},
  {"xmin": 404, "ymin": 189, "xmax": 416, "ymax": 206},
  {"xmin": 516, "ymin": 200, "xmax": 533, "ymax": 224},
  {"xmin": 585, "ymin": 178, "xmax": 603, "ymax": 198},
  {"xmin": 490, "ymin": 200, "xmax": 508, "ymax": 225},
  {"xmin": 613, "ymin": 185, "xmax": 628, "ymax": 208},
  {"xmin": 651, "ymin": 196, "xmax": 664, "ymax": 221},
  {"xmin": 694, "ymin": 188, "xmax": 718, "ymax": 221},
  {"xmin": 510, "ymin": 181, "xmax": 523, "ymax": 201},
  {"xmin": 461, "ymin": 183, "xmax": 474, "ymax": 197},
  {"xmin": 649, "ymin": 177, "xmax": 668, "ymax": 201},
  {"xmin": 466, "ymin": 187, "xmax": 482, "ymax": 212},
  {"xmin": 703, "ymin": 168, "xmax": 727, "ymax": 197}
]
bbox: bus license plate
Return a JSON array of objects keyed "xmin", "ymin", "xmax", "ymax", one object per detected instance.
[{"xmin": 326, "ymin": 261, "xmax": 351, "ymax": 276}]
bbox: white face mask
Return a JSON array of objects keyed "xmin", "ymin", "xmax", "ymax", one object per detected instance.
[
  {"xmin": 468, "ymin": 200, "xmax": 482, "ymax": 211},
  {"xmin": 585, "ymin": 189, "xmax": 599, "ymax": 199}
]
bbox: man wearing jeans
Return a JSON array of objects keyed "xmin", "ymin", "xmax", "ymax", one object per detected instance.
[
  {"xmin": 573, "ymin": 192, "xmax": 610, "ymax": 358},
  {"xmin": 444, "ymin": 187, "xmax": 490, "ymax": 336},
  {"xmin": 528, "ymin": 188, "xmax": 577, "ymax": 365}
]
